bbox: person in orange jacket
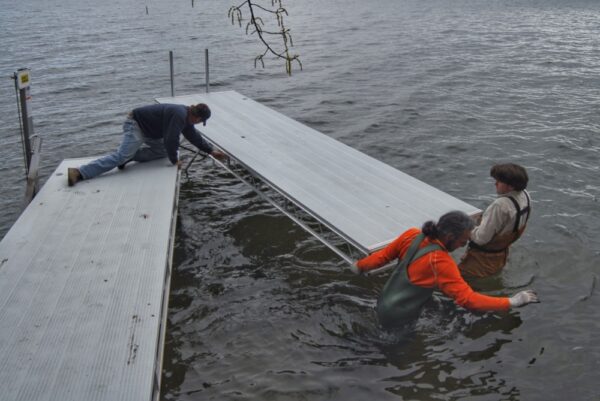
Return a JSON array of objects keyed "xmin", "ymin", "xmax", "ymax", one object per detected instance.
[{"xmin": 353, "ymin": 211, "xmax": 538, "ymax": 328}]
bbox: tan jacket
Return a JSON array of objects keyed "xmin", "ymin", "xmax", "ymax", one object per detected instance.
[
  {"xmin": 459, "ymin": 190, "xmax": 531, "ymax": 278},
  {"xmin": 471, "ymin": 190, "xmax": 531, "ymax": 245}
]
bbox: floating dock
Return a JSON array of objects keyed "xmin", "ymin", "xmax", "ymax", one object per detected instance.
[
  {"xmin": 158, "ymin": 90, "xmax": 480, "ymax": 263},
  {"xmin": 0, "ymin": 157, "xmax": 179, "ymax": 401}
]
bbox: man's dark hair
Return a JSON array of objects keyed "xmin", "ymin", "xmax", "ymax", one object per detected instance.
[
  {"xmin": 422, "ymin": 211, "xmax": 475, "ymax": 244},
  {"xmin": 490, "ymin": 163, "xmax": 528, "ymax": 190},
  {"xmin": 190, "ymin": 103, "xmax": 211, "ymax": 125}
]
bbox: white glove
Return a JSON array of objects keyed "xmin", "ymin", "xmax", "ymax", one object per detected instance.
[
  {"xmin": 350, "ymin": 262, "xmax": 363, "ymax": 275},
  {"xmin": 509, "ymin": 290, "xmax": 539, "ymax": 307}
]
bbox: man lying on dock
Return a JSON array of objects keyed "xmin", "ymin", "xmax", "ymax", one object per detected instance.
[{"xmin": 67, "ymin": 103, "xmax": 226, "ymax": 186}]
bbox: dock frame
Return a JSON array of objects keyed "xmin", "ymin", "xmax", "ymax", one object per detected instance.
[{"xmin": 212, "ymin": 156, "xmax": 366, "ymax": 263}]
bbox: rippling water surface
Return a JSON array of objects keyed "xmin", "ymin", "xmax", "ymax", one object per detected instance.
[{"xmin": 1, "ymin": 0, "xmax": 599, "ymax": 400}]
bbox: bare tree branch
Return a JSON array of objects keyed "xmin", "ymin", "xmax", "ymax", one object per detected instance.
[{"xmin": 229, "ymin": 0, "xmax": 302, "ymax": 75}]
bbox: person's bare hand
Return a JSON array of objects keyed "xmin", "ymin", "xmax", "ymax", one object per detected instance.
[{"xmin": 211, "ymin": 149, "xmax": 228, "ymax": 162}]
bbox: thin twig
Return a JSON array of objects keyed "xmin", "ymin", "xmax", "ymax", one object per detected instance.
[{"xmin": 229, "ymin": 0, "xmax": 301, "ymax": 75}]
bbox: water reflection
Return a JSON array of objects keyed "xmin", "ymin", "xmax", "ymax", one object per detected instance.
[{"xmin": 227, "ymin": 214, "xmax": 306, "ymax": 259}]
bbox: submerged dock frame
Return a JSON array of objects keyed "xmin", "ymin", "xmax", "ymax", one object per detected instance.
[{"xmin": 212, "ymin": 156, "xmax": 366, "ymax": 263}]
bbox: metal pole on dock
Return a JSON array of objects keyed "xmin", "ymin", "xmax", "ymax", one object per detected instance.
[
  {"xmin": 24, "ymin": 136, "xmax": 42, "ymax": 206},
  {"xmin": 205, "ymin": 48, "xmax": 210, "ymax": 93},
  {"xmin": 14, "ymin": 69, "xmax": 33, "ymax": 171},
  {"xmin": 13, "ymin": 68, "xmax": 42, "ymax": 205},
  {"xmin": 169, "ymin": 51, "xmax": 175, "ymax": 97}
]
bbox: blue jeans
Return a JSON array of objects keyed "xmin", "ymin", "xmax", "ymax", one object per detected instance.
[{"xmin": 79, "ymin": 118, "xmax": 167, "ymax": 179}]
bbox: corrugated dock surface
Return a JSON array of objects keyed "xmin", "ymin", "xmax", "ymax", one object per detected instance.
[{"xmin": 0, "ymin": 157, "xmax": 179, "ymax": 401}]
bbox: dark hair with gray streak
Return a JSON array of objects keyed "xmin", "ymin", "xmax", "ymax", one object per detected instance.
[{"xmin": 421, "ymin": 211, "xmax": 475, "ymax": 242}]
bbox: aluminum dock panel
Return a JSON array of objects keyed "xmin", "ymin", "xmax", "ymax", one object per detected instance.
[
  {"xmin": 0, "ymin": 158, "xmax": 179, "ymax": 401},
  {"xmin": 157, "ymin": 90, "xmax": 480, "ymax": 262}
]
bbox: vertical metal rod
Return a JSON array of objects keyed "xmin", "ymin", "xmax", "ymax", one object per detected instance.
[
  {"xmin": 205, "ymin": 48, "xmax": 210, "ymax": 93},
  {"xmin": 24, "ymin": 135, "xmax": 42, "ymax": 206},
  {"xmin": 13, "ymin": 74, "xmax": 26, "ymax": 172},
  {"xmin": 14, "ymin": 69, "xmax": 34, "ymax": 173},
  {"xmin": 19, "ymin": 88, "xmax": 33, "ymax": 170},
  {"xmin": 169, "ymin": 51, "xmax": 175, "ymax": 97}
]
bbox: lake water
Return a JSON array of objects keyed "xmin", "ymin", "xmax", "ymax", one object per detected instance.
[{"xmin": 1, "ymin": 0, "xmax": 599, "ymax": 399}]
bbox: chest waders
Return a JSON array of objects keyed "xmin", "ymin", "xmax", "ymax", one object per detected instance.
[
  {"xmin": 459, "ymin": 192, "xmax": 531, "ymax": 278},
  {"xmin": 376, "ymin": 234, "xmax": 442, "ymax": 328}
]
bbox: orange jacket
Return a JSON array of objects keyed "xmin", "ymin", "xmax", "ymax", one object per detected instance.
[{"xmin": 357, "ymin": 228, "xmax": 510, "ymax": 311}]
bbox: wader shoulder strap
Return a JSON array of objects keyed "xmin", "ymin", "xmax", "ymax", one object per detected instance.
[
  {"xmin": 411, "ymin": 243, "xmax": 443, "ymax": 261},
  {"xmin": 508, "ymin": 191, "xmax": 531, "ymax": 233},
  {"xmin": 397, "ymin": 233, "xmax": 442, "ymax": 269},
  {"xmin": 401, "ymin": 233, "xmax": 427, "ymax": 266}
]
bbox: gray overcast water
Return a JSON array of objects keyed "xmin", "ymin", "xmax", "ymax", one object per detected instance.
[{"xmin": 1, "ymin": 0, "xmax": 599, "ymax": 399}]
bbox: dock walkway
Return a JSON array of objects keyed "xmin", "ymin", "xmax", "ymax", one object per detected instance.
[
  {"xmin": 0, "ymin": 157, "xmax": 179, "ymax": 401},
  {"xmin": 158, "ymin": 90, "xmax": 480, "ymax": 263}
]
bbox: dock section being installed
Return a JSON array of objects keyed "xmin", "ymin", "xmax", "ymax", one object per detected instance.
[
  {"xmin": 158, "ymin": 90, "xmax": 480, "ymax": 264},
  {"xmin": 0, "ymin": 158, "xmax": 179, "ymax": 401}
]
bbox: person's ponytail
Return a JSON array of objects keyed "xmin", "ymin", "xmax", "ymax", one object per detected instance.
[
  {"xmin": 421, "ymin": 220, "xmax": 438, "ymax": 239},
  {"xmin": 422, "ymin": 211, "xmax": 475, "ymax": 242}
]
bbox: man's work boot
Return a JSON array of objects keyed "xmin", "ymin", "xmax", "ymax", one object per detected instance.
[
  {"xmin": 118, "ymin": 159, "xmax": 132, "ymax": 170},
  {"xmin": 67, "ymin": 168, "xmax": 82, "ymax": 187}
]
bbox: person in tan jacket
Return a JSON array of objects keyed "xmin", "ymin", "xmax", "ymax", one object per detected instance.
[{"xmin": 459, "ymin": 163, "xmax": 531, "ymax": 278}]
